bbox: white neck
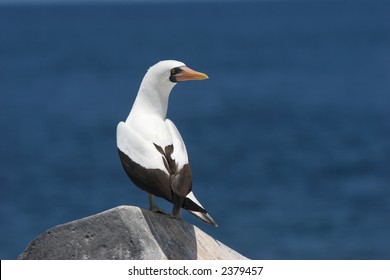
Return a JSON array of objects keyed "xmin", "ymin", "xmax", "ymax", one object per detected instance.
[{"xmin": 126, "ymin": 72, "xmax": 176, "ymax": 121}]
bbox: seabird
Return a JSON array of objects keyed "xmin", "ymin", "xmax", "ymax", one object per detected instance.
[{"xmin": 117, "ymin": 60, "xmax": 217, "ymax": 226}]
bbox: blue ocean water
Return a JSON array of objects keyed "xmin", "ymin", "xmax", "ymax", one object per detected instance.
[{"xmin": 1, "ymin": 1, "xmax": 390, "ymax": 259}]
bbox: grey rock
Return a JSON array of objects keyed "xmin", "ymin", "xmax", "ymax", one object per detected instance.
[{"xmin": 18, "ymin": 206, "xmax": 248, "ymax": 260}]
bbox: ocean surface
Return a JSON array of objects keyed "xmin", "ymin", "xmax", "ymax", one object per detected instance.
[{"xmin": 1, "ymin": 0, "xmax": 390, "ymax": 259}]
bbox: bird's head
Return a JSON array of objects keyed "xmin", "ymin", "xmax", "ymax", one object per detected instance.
[{"xmin": 146, "ymin": 60, "xmax": 209, "ymax": 89}]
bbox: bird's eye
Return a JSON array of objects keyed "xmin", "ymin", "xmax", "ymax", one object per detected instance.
[
  {"xmin": 170, "ymin": 67, "xmax": 182, "ymax": 82},
  {"xmin": 170, "ymin": 67, "xmax": 182, "ymax": 76}
]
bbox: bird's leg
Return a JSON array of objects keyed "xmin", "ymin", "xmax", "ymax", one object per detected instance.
[
  {"xmin": 172, "ymin": 206, "xmax": 182, "ymax": 220},
  {"xmin": 171, "ymin": 195, "xmax": 184, "ymax": 220},
  {"xmin": 148, "ymin": 194, "xmax": 167, "ymax": 215}
]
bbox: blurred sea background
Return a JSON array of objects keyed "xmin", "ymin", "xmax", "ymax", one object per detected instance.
[{"xmin": 1, "ymin": 0, "xmax": 390, "ymax": 260}]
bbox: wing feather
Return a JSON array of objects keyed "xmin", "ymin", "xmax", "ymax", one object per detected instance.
[{"xmin": 165, "ymin": 119, "xmax": 189, "ymax": 169}]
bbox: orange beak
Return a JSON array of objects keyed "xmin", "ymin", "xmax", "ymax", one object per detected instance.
[{"xmin": 174, "ymin": 66, "xmax": 209, "ymax": 82}]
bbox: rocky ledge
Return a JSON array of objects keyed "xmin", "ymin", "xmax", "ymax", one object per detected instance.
[{"xmin": 18, "ymin": 205, "xmax": 248, "ymax": 260}]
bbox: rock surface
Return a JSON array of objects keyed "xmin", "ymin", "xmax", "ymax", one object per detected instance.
[{"xmin": 18, "ymin": 206, "xmax": 248, "ymax": 260}]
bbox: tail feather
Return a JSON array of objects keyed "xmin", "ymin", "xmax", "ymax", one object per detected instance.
[
  {"xmin": 188, "ymin": 210, "xmax": 218, "ymax": 227},
  {"xmin": 183, "ymin": 191, "xmax": 218, "ymax": 227}
]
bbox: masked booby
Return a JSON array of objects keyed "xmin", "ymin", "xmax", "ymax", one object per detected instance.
[{"xmin": 117, "ymin": 60, "xmax": 217, "ymax": 226}]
